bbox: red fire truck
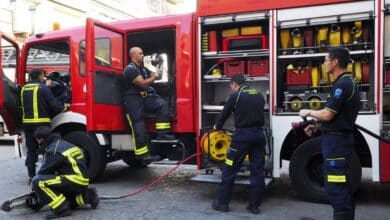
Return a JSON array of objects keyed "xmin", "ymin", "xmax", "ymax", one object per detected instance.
[{"xmin": 1, "ymin": 0, "xmax": 389, "ymax": 202}]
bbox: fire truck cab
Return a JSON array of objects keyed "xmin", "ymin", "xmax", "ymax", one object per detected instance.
[{"xmin": 0, "ymin": 14, "xmax": 196, "ymax": 181}]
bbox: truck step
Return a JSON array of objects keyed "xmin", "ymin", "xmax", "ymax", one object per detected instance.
[{"xmin": 191, "ymin": 171, "xmax": 273, "ymax": 186}]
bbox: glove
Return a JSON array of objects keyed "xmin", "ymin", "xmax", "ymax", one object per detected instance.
[
  {"xmin": 304, "ymin": 124, "xmax": 319, "ymax": 137},
  {"xmin": 299, "ymin": 109, "xmax": 312, "ymax": 118}
]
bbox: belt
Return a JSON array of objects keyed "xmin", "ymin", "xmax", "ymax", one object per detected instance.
[{"xmin": 236, "ymin": 127, "xmax": 262, "ymax": 132}]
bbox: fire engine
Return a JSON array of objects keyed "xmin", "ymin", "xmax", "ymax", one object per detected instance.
[{"xmin": 0, "ymin": 0, "xmax": 389, "ymax": 202}]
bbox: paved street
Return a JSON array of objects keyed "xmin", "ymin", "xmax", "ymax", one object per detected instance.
[{"xmin": 0, "ymin": 145, "xmax": 390, "ymax": 220}]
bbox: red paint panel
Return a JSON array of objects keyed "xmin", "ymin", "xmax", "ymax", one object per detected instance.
[{"xmin": 380, "ymin": 141, "xmax": 390, "ymax": 182}]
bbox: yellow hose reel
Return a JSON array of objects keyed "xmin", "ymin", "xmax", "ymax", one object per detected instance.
[
  {"xmin": 201, "ymin": 130, "xmax": 231, "ymax": 162},
  {"xmin": 308, "ymin": 96, "xmax": 322, "ymax": 110},
  {"xmin": 290, "ymin": 97, "xmax": 303, "ymax": 112}
]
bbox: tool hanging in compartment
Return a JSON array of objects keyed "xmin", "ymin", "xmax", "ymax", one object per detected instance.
[
  {"xmin": 291, "ymin": 28, "xmax": 303, "ymax": 54},
  {"xmin": 329, "ymin": 24, "xmax": 341, "ymax": 46}
]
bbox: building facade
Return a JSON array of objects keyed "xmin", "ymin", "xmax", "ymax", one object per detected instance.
[{"xmin": 0, "ymin": 0, "xmax": 193, "ymax": 43}]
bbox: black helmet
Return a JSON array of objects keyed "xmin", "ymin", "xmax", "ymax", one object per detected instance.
[{"xmin": 34, "ymin": 126, "xmax": 51, "ymax": 140}]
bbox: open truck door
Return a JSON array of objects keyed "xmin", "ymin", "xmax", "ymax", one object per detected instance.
[
  {"xmin": 0, "ymin": 32, "xmax": 21, "ymax": 135},
  {"xmin": 85, "ymin": 18, "xmax": 126, "ymax": 132}
]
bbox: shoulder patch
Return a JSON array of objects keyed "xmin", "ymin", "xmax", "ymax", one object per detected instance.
[{"xmin": 334, "ymin": 88, "xmax": 343, "ymax": 99}]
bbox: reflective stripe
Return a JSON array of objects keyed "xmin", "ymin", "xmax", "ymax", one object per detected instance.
[
  {"xmin": 135, "ymin": 145, "xmax": 149, "ymax": 155},
  {"xmin": 33, "ymin": 85, "xmax": 39, "ymax": 119},
  {"xmin": 21, "ymin": 83, "xmax": 52, "ymax": 123},
  {"xmin": 126, "ymin": 114, "xmax": 149, "ymax": 156},
  {"xmin": 326, "ymin": 157, "xmax": 345, "ymax": 161},
  {"xmin": 39, "ymin": 176, "xmax": 65, "ymax": 209},
  {"xmin": 327, "ymin": 175, "xmax": 346, "ymax": 183},
  {"xmin": 49, "ymin": 194, "xmax": 66, "ymax": 209},
  {"xmin": 64, "ymin": 175, "xmax": 89, "ymax": 186},
  {"xmin": 62, "ymin": 147, "xmax": 89, "ymax": 186},
  {"xmin": 75, "ymin": 194, "xmax": 85, "ymax": 206},
  {"xmin": 156, "ymin": 122, "xmax": 171, "ymax": 130},
  {"xmin": 22, "ymin": 118, "xmax": 51, "ymax": 123},
  {"xmin": 126, "ymin": 114, "xmax": 137, "ymax": 149},
  {"xmin": 225, "ymin": 158, "xmax": 233, "ymax": 166}
]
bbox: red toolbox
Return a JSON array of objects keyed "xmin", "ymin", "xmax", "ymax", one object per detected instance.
[
  {"xmin": 224, "ymin": 60, "xmax": 245, "ymax": 77},
  {"xmin": 287, "ymin": 67, "xmax": 311, "ymax": 85},
  {"xmin": 247, "ymin": 59, "xmax": 269, "ymax": 77}
]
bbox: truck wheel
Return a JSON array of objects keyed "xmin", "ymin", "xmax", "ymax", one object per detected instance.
[
  {"xmin": 64, "ymin": 131, "xmax": 106, "ymax": 182},
  {"xmin": 122, "ymin": 151, "xmax": 147, "ymax": 168},
  {"xmin": 289, "ymin": 137, "xmax": 362, "ymax": 203}
]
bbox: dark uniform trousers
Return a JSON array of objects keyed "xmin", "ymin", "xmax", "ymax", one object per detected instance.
[
  {"xmin": 32, "ymin": 175, "xmax": 89, "ymax": 212},
  {"xmin": 218, "ymin": 129, "xmax": 266, "ymax": 207},
  {"xmin": 24, "ymin": 125, "xmax": 48, "ymax": 177},
  {"xmin": 322, "ymin": 133, "xmax": 354, "ymax": 213},
  {"xmin": 123, "ymin": 94, "xmax": 170, "ymax": 158}
]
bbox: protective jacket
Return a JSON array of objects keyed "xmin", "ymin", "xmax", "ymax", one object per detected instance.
[{"xmin": 21, "ymin": 80, "xmax": 65, "ymax": 124}]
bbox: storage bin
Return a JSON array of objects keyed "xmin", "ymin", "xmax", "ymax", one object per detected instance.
[
  {"xmin": 247, "ymin": 59, "xmax": 269, "ymax": 77},
  {"xmin": 286, "ymin": 67, "xmax": 311, "ymax": 85},
  {"xmin": 241, "ymin": 26, "xmax": 262, "ymax": 35},
  {"xmin": 224, "ymin": 61, "xmax": 245, "ymax": 77},
  {"xmin": 222, "ymin": 28, "xmax": 239, "ymax": 37}
]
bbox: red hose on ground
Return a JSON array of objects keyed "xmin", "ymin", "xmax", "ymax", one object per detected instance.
[{"xmin": 100, "ymin": 152, "xmax": 200, "ymax": 200}]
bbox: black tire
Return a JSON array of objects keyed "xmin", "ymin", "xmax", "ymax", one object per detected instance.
[
  {"xmin": 64, "ymin": 131, "xmax": 106, "ymax": 182},
  {"xmin": 289, "ymin": 137, "xmax": 362, "ymax": 203},
  {"xmin": 122, "ymin": 151, "xmax": 147, "ymax": 168}
]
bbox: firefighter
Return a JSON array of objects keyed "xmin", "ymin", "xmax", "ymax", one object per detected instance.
[
  {"xmin": 212, "ymin": 74, "xmax": 266, "ymax": 214},
  {"xmin": 21, "ymin": 69, "xmax": 68, "ymax": 184},
  {"xmin": 299, "ymin": 47, "xmax": 359, "ymax": 220},
  {"xmin": 122, "ymin": 47, "xmax": 175, "ymax": 163},
  {"xmin": 31, "ymin": 126, "xmax": 99, "ymax": 219}
]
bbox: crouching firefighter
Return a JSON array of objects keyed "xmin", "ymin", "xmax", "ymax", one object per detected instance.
[{"xmin": 30, "ymin": 126, "xmax": 99, "ymax": 219}]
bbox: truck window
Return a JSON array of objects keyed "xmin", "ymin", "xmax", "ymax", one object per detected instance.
[
  {"xmin": 25, "ymin": 41, "xmax": 71, "ymax": 103},
  {"xmin": 26, "ymin": 41, "xmax": 70, "ymax": 79},
  {"xmin": 79, "ymin": 38, "xmax": 111, "ymax": 76}
]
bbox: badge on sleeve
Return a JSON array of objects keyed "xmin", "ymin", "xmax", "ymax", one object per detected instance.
[{"xmin": 334, "ymin": 88, "xmax": 343, "ymax": 99}]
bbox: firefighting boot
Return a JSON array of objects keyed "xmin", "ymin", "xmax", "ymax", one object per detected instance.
[
  {"xmin": 25, "ymin": 193, "xmax": 44, "ymax": 212},
  {"xmin": 246, "ymin": 205, "xmax": 260, "ymax": 214},
  {"xmin": 84, "ymin": 187, "xmax": 100, "ymax": 209},
  {"xmin": 46, "ymin": 200, "xmax": 72, "ymax": 220},
  {"xmin": 334, "ymin": 211, "xmax": 354, "ymax": 220},
  {"xmin": 212, "ymin": 200, "xmax": 229, "ymax": 212}
]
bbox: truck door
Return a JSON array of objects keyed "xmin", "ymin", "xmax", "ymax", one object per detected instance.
[
  {"xmin": 0, "ymin": 32, "xmax": 22, "ymax": 135},
  {"xmin": 85, "ymin": 19, "xmax": 126, "ymax": 132}
]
